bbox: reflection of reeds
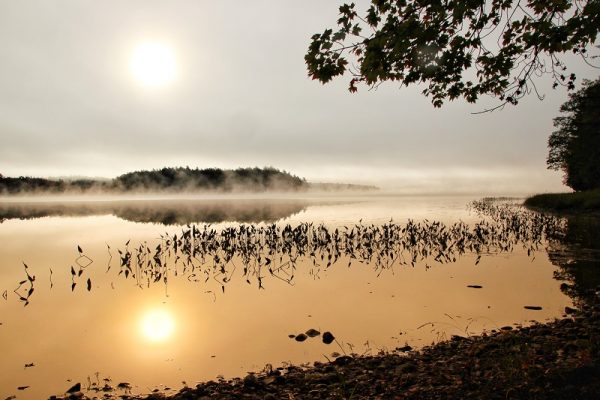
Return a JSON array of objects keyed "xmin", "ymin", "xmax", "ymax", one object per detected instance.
[
  {"xmin": 14, "ymin": 262, "xmax": 35, "ymax": 306},
  {"xmin": 110, "ymin": 201, "xmax": 565, "ymax": 293},
  {"xmin": 5, "ymin": 200, "xmax": 568, "ymax": 304}
]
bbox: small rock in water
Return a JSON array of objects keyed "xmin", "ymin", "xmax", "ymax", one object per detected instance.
[
  {"xmin": 305, "ymin": 328, "xmax": 320, "ymax": 337},
  {"xmin": 66, "ymin": 383, "xmax": 81, "ymax": 393},
  {"xmin": 322, "ymin": 331, "xmax": 335, "ymax": 345},
  {"xmin": 295, "ymin": 333, "xmax": 308, "ymax": 342},
  {"xmin": 117, "ymin": 382, "xmax": 131, "ymax": 390},
  {"xmin": 467, "ymin": 285, "xmax": 483, "ymax": 289},
  {"xmin": 500, "ymin": 326, "xmax": 513, "ymax": 331},
  {"xmin": 524, "ymin": 305, "xmax": 543, "ymax": 310},
  {"xmin": 288, "ymin": 334, "xmax": 296, "ymax": 339},
  {"xmin": 565, "ymin": 306, "xmax": 577, "ymax": 314},
  {"xmin": 396, "ymin": 345, "xmax": 413, "ymax": 352},
  {"xmin": 17, "ymin": 386, "xmax": 29, "ymax": 391}
]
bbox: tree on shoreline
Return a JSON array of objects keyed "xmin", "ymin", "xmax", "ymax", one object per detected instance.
[
  {"xmin": 547, "ymin": 77, "xmax": 600, "ymax": 191},
  {"xmin": 305, "ymin": 1, "xmax": 600, "ymax": 110}
]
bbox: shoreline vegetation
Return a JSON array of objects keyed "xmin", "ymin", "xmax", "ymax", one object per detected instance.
[
  {"xmin": 525, "ymin": 190, "xmax": 600, "ymax": 214},
  {"xmin": 0, "ymin": 167, "xmax": 378, "ymax": 195}
]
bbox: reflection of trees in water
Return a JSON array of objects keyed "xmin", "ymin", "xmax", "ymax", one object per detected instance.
[
  {"xmin": 547, "ymin": 216, "xmax": 600, "ymax": 305},
  {"xmin": 0, "ymin": 200, "xmax": 311, "ymax": 225},
  {"xmin": 473, "ymin": 199, "xmax": 600, "ymax": 306}
]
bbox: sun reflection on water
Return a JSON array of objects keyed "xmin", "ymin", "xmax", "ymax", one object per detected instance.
[{"xmin": 140, "ymin": 308, "xmax": 175, "ymax": 342}]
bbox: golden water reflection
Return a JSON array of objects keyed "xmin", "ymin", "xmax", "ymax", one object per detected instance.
[
  {"xmin": 140, "ymin": 307, "xmax": 176, "ymax": 343},
  {"xmin": 0, "ymin": 196, "xmax": 574, "ymax": 399}
]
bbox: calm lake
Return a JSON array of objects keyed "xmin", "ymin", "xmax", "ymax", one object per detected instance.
[{"xmin": 0, "ymin": 195, "xmax": 577, "ymax": 399}]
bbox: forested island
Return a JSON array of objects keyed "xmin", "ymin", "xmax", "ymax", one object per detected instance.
[{"xmin": 0, "ymin": 167, "xmax": 378, "ymax": 195}]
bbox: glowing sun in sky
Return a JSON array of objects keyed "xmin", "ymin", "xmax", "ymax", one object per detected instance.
[
  {"xmin": 140, "ymin": 308, "xmax": 175, "ymax": 342},
  {"xmin": 130, "ymin": 42, "xmax": 177, "ymax": 88}
]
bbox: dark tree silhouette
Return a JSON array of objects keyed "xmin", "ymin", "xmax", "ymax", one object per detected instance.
[
  {"xmin": 0, "ymin": 167, "xmax": 308, "ymax": 194},
  {"xmin": 305, "ymin": 1, "xmax": 600, "ymax": 109},
  {"xmin": 547, "ymin": 77, "xmax": 600, "ymax": 191}
]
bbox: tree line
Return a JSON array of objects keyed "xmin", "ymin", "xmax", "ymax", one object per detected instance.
[{"xmin": 0, "ymin": 167, "xmax": 308, "ymax": 195}]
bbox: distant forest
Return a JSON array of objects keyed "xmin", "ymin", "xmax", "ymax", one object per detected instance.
[{"xmin": 0, "ymin": 167, "xmax": 377, "ymax": 195}]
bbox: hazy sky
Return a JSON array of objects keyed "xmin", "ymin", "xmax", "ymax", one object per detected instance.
[{"xmin": 0, "ymin": 0, "xmax": 598, "ymax": 195}]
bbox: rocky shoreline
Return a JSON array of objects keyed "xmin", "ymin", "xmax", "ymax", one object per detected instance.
[{"xmin": 52, "ymin": 299, "xmax": 600, "ymax": 400}]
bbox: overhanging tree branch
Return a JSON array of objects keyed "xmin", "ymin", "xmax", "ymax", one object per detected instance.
[{"xmin": 305, "ymin": 0, "xmax": 600, "ymax": 110}]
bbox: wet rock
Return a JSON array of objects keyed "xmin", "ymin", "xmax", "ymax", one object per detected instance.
[
  {"xmin": 524, "ymin": 305, "xmax": 543, "ymax": 310},
  {"xmin": 305, "ymin": 328, "xmax": 320, "ymax": 337},
  {"xmin": 66, "ymin": 383, "xmax": 81, "ymax": 394},
  {"xmin": 322, "ymin": 331, "xmax": 335, "ymax": 344},
  {"xmin": 333, "ymin": 356, "xmax": 353, "ymax": 366},
  {"xmin": 243, "ymin": 374, "xmax": 259, "ymax": 388},
  {"xmin": 263, "ymin": 376, "xmax": 276, "ymax": 385},
  {"xmin": 294, "ymin": 333, "xmax": 307, "ymax": 342}
]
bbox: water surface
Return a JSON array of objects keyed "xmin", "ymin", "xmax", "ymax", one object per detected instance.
[{"xmin": 0, "ymin": 196, "xmax": 574, "ymax": 399}]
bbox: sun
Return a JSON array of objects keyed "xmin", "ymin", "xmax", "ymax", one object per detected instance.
[
  {"xmin": 140, "ymin": 309, "xmax": 175, "ymax": 342},
  {"xmin": 130, "ymin": 42, "xmax": 177, "ymax": 88}
]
